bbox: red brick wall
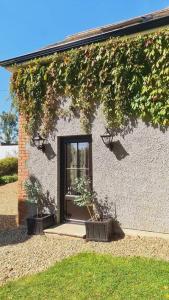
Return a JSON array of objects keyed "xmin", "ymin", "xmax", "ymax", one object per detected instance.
[
  {"xmin": 0, "ymin": 215, "xmax": 18, "ymax": 231},
  {"xmin": 18, "ymin": 115, "xmax": 29, "ymax": 224}
]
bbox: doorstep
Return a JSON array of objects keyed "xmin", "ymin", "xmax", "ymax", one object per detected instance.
[{"xmin": 44, "ymin": 223, "xmax": 86, "ymax": 238}]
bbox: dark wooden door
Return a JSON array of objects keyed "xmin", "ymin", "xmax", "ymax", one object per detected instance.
[{"xmin": 60, "ymin": 136, "xmax": 92, "ymax": 223}]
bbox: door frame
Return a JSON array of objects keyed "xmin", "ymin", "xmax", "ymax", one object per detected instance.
[{"xmin": 59, "ymin": 135, "xmax": 92, "ymax": 224}]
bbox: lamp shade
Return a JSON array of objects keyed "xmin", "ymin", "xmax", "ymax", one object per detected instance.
[{"xmin": 100, "ymin": 128, "xmax": 113, "ymax": 150}]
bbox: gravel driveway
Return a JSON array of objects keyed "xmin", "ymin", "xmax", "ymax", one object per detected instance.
[{"xmin": 1, "ymin": 227, "xmax": 169, "ymax": 286}]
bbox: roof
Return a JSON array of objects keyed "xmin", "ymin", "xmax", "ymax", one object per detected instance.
[{"xmin": 1, "ymin": 7, "xmax": 169, "ymax": 68}]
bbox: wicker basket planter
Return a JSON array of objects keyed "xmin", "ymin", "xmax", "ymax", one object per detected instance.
[
  {"xmin": 27, "ymin": 214, "xmax": 56, "ymax": 235},
  {"xmin": 85, "ymin": 218, "xmax": 113, "ymax": 242}
]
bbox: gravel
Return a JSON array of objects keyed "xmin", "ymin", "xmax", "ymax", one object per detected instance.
[{"xmin": 0, "ymin": 227, "xmax": 169, "ymax": 286}]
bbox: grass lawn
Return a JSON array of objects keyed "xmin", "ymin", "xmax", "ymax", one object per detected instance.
[{"xmin": 0, "ymin": 253, "xmax": 169, "ymax": 300}]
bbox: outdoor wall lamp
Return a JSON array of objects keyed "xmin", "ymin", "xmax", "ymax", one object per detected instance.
[
  {"xmin": 32, "ymin": 133, "xmax": 46, "ymax": 152},
  {"xmin": 100, "ymin": 128, "xmax": 114, "ymax": 151}
]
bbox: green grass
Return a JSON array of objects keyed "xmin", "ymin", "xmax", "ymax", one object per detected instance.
[{"xmin": 1, "ymin": 253, "xmax": 169, "ymax": 300}]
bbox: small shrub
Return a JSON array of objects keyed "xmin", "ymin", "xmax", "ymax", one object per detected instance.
[
  {"xmin": 0, "ymin": 157, "xmax": 18, "ymax": 176},
  {"xmin": 0, "ymin": 174, "xmax": 18, "ymax": 185},
  {"xmin": 73, "ymin": 177, "xmax": 101, "ymax": 221},
  {"xmin": 24, "ymin": 177, "xmax": 43, "ymax": 216}
]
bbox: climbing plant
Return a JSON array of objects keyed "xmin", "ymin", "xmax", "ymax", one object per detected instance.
[{"xmin": 11, "ymin": 27, "xmax": 169, "ymax": 136}]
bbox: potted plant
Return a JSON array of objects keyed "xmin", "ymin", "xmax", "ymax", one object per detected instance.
[
  {"xmin": 24, "ymin": 176, "xmax": 56, "ymax": 235},
  {"xmin": 73, "ymin": 177, "xmax": 113, "ymax": 242}
]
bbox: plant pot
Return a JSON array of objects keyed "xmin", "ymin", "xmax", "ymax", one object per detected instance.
[
  {"xmin": 85, "ymin": 218, "xmax": 113, "ymax": 242},
  {"xmin": 27, "ymin": 214, "xmax": 56, "ymax": 235}
]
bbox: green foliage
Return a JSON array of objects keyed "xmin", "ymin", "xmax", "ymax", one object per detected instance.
[
  {"xmin": 0, "ymin": 111, "xmax": 18, "ymax": 144},
  {"xmin": 0, "ymin": 174, "xmax": 18, "ymax": 185},
  {"xmin": 24, "ymin": 178, "xmax": 41, "ymax": 204},
  {"xmin": 11, "ymin": 28, "xmax": 169, "ymax": 135},
  {"xmin": 73, "ymin": 177, "xmax": 96, "ymax": 207},
  {"xmin": 24, "ymin": 176, "xmax": 44, "ymax": 216},
  {"xmin": 0, "ymin": 157, "xmax": 18, "ymax": 176},
  {"xmin": 73, "ymin": 177, "xmax": 101, "ymax": 221},
  {"xmin": 1, "ymin": 253, "xmax": 169, "ymax": 299}
]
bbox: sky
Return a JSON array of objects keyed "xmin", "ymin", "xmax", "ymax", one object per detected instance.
[{"xmin": 0, "ymin": 0, "xmax": 169, "ymax": 113}]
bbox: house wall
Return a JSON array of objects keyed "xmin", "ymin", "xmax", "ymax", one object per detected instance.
[{"xmin": 22, "ymin": 107, "xmax": 169, "ymax": 233}]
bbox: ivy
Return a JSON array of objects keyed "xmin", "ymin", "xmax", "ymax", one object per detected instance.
[{"xmin": 11, "ymin": 27, "xmax": 169, "ymax": 136}]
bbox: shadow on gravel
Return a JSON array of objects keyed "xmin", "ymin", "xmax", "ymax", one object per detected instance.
[
  {"xmin": 0, "ymin": 227, "xmax": 32, "ymax": 247},
  {"xmin": 111, "ymin": 220, "xmax": 125, "ymax": 242}
]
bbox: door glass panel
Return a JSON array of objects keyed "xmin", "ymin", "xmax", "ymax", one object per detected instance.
[
  {"xmin": 78, "ymin": 142, "xmax": 89, "ymax": 169},
  {"xmin": 79, "ymin": 169, "xmax": 89, "ymax": 179},
  {"xmin": 67, "ymin": 143, "xmax": 77, "ymax": 168},
  {"xmin": 65, "ymin": 141, "xmax": 90, "ymax": 196},
  {"xmin": 66, "ymin": 169, "xmax": 77, "ymax": 195}
]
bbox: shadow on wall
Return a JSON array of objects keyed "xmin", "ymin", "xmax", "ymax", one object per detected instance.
[
  {"xmin": 41, "ymin": 189, "xmax": 57, "ymax": 215},
  {"xmin": 44, "ymin": 143, "xmax": 56, "ymax": 160},
  {"xmin": 26, "ymin": 175, "xmax": 57, "ymax": 217},
  {"xmin": 107, "ymin": 116, "xmax": 167, "ymax": 138},
  {"xmin": 145, "ymin": 120, "xmax": 168, "ymax": 133},
  {"xmin": 111, "ymin": 140, "xmax": 129, "ymax": 161},
  {"xmin": 104, "ymin": 117, "xmax": 136, "ymax": 161},
  {"xmin": 109, "ymin": 117, "xmax": 138, "ymax": 138},
  {"xmin": 30, "ymin": 139, "xmax": 56, "ymax": 161}
]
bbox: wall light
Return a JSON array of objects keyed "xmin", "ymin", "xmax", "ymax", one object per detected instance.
[
  {"xmin": 100, "ymin": 128, "xmax": 114, "ymax": 151},
  {"xmin": 32, "ymin": 133, "xmax": 46, "ymax": 152}
]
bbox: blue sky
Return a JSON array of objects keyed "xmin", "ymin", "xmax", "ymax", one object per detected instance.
[{"xmin": 0, "ymin": 0, "xmax": 169, "ymax": 113}]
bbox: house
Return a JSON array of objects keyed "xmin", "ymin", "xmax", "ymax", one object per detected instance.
[{"xmin": 0, "ymin": 8, "xmax": 169, "ymax": 234}]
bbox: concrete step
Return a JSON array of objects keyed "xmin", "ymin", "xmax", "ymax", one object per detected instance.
[{"xmin": 44, "ymin": 223, "xmax": 86, "ymax": 238}]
